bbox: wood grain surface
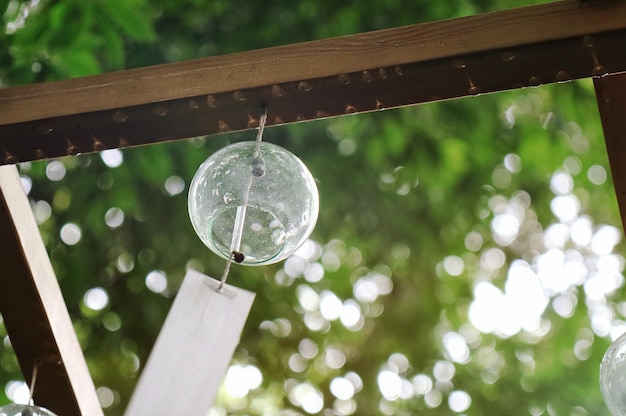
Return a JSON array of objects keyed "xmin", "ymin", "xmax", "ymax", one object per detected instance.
[{"xmin": 2, "ymin": 0, "xmax": 626, "ymax": 125}]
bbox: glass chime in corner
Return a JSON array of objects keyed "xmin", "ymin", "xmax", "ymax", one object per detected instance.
[
  {"xmin": 188, "ymin": 109, "xmax": 319, "ymax": 272},
  {"xmin": 0, "ymin": 404, "xmax": 58, "ymax": 416},
  {"xmin": 0, "ymin": 366, "xmax": 59, "ymax": 416},
  {"xmin": 601, "ymin": 332, "xmax": 626, "ymax": 416}
]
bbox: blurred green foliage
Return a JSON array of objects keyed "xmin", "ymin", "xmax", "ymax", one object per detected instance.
[{"xmin": 1, "ymin": 0, "xmax": 623, "ymax": 415}]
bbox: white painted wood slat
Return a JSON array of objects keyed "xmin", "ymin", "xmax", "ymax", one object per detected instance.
[
  {"xmin": 0, "ymin": 165, "xmax": 104, "ymax": 416},
  {"xmin": 125, "ymin": 269, "xmax": 255, "ymax": 415}
]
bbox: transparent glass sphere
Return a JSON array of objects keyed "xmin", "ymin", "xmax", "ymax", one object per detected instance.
[
  {"xmin": 188, "ymin": 141, "xmax": 318, "ymax": 266},
  {"xmin": 601, "ymin": 332, "xmax": 626, "ymax": 416},
  {"xmin": 0, "ymin": 404, "xmax": 58, "ymax": 416}
]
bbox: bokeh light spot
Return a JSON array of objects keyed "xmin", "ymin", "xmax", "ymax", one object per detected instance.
[
  {"xmin": 448, "ymin": 390, "xmax": 471, "ymax": 413},
  {"xmin": 60, "ymin": 223, "xmax": 82, "ymax": 245},
  {"xmin": 84, "ymin": 287, "xmax": 109, "ymax": 311},
  {"xmin": 100, "ymin": 149, "xmax": 124, "ymax": 168},
  {"xmin": 145, "ymin": 270, "xmax": 168, "ymax": 294}
]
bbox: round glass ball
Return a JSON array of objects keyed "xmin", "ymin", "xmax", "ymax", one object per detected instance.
[
  {"xmin": 601, "ymin": 332, "xmax": 626, "ymax": 416},
  {"xmin": 188, "ymin": 141, "xmax": 319, "ymax": 266},
  {"xmin": 0, "ymin": 404, "xmax": 58, "ymax": 416}
]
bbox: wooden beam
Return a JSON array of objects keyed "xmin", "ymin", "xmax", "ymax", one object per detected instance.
[
  {"xmin": 595, "ymin": 72, "xmax": 626, "ymax": 234},
  {"xmin": 1, "ymin": 0, "xmax": 626, "ymax": 165},
  {"xmin": 2, "ymin": 0, "xmax": 626, "ymax": 124},
  {"xmin": 0, "ymin": 165, "xmax": 103, "ymax": 416},
  {"xmin": 124, "ymin": 270, "xmax": 255, "ymax": 415}
]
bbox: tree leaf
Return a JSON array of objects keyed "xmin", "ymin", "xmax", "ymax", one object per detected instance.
[
  {"xmin": 99, "ymin": 0, "xmax": 156, "ymax": 42},
  {"xmin": 53, "ymin": 49, "xmax": 102, "ymax": 77}
]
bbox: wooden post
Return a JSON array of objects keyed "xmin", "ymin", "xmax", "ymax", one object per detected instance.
[
  {"xmin": 124, "ymin": 269, "xmax": 255, "ymax": 415},
  {"xmin": 0, "ymin": 165, "xmax": 103, "ymax": 416},
  {"xmin": 595, "ymin": 72, "xmax": 626, "ymax": 234}
]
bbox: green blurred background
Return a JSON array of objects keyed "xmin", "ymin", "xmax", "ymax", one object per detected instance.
[{"xmin": 1, "ymin": 0, "xmax": 623, "ymax": 414}]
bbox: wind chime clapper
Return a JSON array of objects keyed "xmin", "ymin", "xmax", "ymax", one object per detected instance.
[
  {"xmin": 188, "ymin": 106, "xmax": 319, "ymax": 289},
  {"xmin": 0, "ymin": 364, "xmax": 59, "ymax": 416}
]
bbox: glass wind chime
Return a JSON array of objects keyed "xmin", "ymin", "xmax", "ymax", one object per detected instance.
[
  {"xmin": 0, "ymin": 366, "xmax": 58, "ymax": 416},
  {"xmin": 188, "ymin": 108, "xmax": 319, "ymax": 287},
  {"xmin": 601, "ymin": 332, "xmax": 626, "ymax": 415}
]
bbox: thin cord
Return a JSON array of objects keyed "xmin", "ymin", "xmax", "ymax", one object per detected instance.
[
  {"xmin": 218, "ymin": 255, "xmax": 234, "ymax": 290},
  {"xmin": 28, "ymin": 363, "xmax": 39, "ymax": 405},
  {"xmin": 255, "ymin": 107, "xmax": 268, "ymax": 142},
  {"xmin": 217, "ymin": 107, "xmax": 268, "ymax": 291}
]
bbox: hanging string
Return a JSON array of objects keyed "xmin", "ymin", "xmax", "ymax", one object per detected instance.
[
  {"xmin": 218, "ymin": 107, "xmax": 268, "ymax": 291},
  {"xmin": 28, "ymin": 363, "xmax": 39, "ymax": 406},
  {"xmin": 256, "ymin": 108, "xmax": 267, "ymax": 143}
]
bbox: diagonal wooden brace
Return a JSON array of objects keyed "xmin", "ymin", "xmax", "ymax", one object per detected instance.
[
  {"xmin": 0, "ymin": 165, "xmax": 103, "ymax": 416},
  {"xmin": 595, "ymin": 72, "xmax": 626, "ymax": 235}
]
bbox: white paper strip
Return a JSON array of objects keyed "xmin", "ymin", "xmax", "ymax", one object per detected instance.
[{"xmin": 125, "ymin": 268, "xmax": 255, "ymax": 415}]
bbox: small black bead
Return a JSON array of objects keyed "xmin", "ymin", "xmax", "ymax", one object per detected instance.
[{"xmin": 232, "ymin": 251, "xmax": 245, "ymax": 263}]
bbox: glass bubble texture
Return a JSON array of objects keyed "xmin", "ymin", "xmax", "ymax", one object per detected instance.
[
  {"xmin": 0, "ymin": 404, "xmax": 59, "ymax": 416},
  {"xmin": 188, "ymin": 141, "xmax": 319, "ymax": 266},
  {"xmin": 601, "ymin": 332, "xmax": 626, "ymax": 416}
]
